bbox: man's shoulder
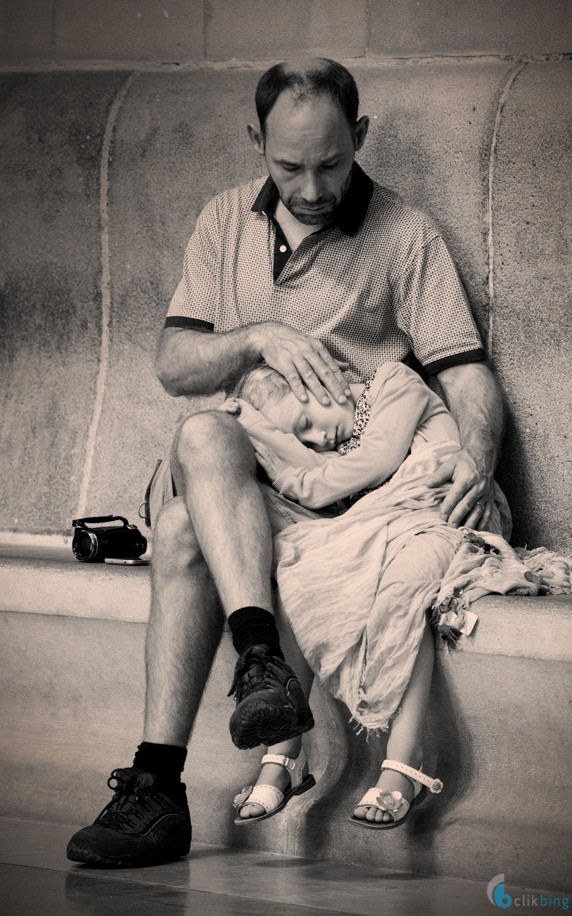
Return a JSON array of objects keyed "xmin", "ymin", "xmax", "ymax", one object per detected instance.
[
  {"xmin": 365, "ymin": 181, "xmax": 440, "ymax": 243},
  {"xmin": 201, "ymin": 175, "xmax": 268, "ymax": 220}
]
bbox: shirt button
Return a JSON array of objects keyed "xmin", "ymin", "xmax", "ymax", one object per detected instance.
[{"xmin": 279, "ymin": 244, "xmax": 287, "ymax": 253}]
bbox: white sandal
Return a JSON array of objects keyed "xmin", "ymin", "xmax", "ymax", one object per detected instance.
[
  {"xmin": 349, "ymin": 758, "xmax": 443, "ymax": 830},
  {"xmin": 233, "ymin": 750, "xmax": 315, "ymax": 826}
]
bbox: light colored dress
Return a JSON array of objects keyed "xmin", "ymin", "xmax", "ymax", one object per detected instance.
[{"xmin": 238, "ymin": 363, "xmax": 569, "ymax": 733}]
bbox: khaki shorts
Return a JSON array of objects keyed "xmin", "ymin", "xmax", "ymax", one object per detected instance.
[{"xmin": 143, "ymin": 451, "xmax": 340, "ymax": 537}]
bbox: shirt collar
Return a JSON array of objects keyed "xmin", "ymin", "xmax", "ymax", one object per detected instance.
[{"xmin": 251, "ymin": 161, "xmax": 373, "ymax": 237}]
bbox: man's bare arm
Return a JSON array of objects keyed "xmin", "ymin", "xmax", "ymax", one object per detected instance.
[
  {"xmin": 156, "ymin": 326, "xmax": 258, "ymax": 397},
  {"xmin": 156, "ymin": 322, "xmax": 351, "ymax": 404},
  {"xmin": 428, "ymin": 362, "xmax": 505, "ymax": 530}
]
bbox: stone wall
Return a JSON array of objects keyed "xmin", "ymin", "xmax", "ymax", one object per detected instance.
[
  {"xmin": 0, "ymin": 2, "xmax": 570, "ymax": 550},
  {"xmin": 1, "ymin": 0, "xmax": 571, "ymax": 64}
]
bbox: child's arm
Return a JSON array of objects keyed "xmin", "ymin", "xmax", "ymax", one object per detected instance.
[
  {"xmin": 271, "ymin": 364, "xmax": 431, "ymax": 507},
  {"xmin": 232, "ymin": 363, "xmax": 433, "ymax": 509},
  {"xmin": 225, "ymin": 398, "xmax": 330, "ymax": 472}
]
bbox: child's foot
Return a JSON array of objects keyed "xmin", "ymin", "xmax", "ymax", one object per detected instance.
[
  {"xmin": 237, "ymin": 737, "xmax": 302, "ymax": 820},
  {"xmin": 352, "ymin": 757, "xmax": 421, "ymax": 825}
]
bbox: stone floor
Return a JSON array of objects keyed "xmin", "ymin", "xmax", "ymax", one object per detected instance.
[{"xmin": 0, "ymin": 817, "xmax": 561, "ymax": 916}]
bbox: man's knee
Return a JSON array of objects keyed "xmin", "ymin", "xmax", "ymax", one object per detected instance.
[{"xmin": 175, "ymin": 409, "xmax": 256, "ymax": 475}]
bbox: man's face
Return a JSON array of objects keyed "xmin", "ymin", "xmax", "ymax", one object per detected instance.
[
  {"xmin": 255, "ymin": 93, "xmax": 366, "ymax": 226},
  {"xmin": 261, "ymin": 389, "xmax": 355, "ymax": 452}
]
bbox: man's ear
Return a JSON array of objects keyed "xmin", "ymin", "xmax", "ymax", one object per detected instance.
[
  {"xmin": 247, "ymin": 123, "xmax": 265, "ymax": 156},
  {"xmin": 353, "ymin": 115, "xmax": 369, "ymax": 152}
]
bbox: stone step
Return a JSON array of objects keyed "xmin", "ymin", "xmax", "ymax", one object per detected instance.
[
  {"xmin": 4, "ymin": 816, "xmax": 564, "ymax": 916},
  {"xmin": 0, "ymin": 550, "xmax": 570, "ymax": 892}
]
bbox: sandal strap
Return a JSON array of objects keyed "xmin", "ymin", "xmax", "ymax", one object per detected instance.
[
  {"xmin": 261, "ymin": 750, "xmax": 308, "ymax": 790},
  {"xmin": 381, "ymin": 758, "xmax": 443, "ymax": 794},
  {"xmin": 261, "ymin": 753, "xmax": 298, "ymax": 771}
]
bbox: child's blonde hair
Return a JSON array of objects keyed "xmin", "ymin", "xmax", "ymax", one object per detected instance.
[{"xmin": 233, "ymin": 364, "xmax": 290, "ymax": 411}]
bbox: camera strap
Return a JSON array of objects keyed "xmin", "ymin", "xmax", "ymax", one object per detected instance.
[{"xmin": 72, "ymin": 516, "xmax": 129, "ymax": 528}]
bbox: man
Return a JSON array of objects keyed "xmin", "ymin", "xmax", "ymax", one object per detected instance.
[{"xmin": 67, "ymin": 58, "xmax": 505, "ymax": 867}]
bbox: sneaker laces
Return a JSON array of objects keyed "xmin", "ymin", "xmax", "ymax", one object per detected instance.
[
  {"xmin": 228, "ymin": 646, "xmax": 283, "ymax": 702},
  {"xmin": 98, "ymin": 769, "xmax": 166, "ymax": 831}
]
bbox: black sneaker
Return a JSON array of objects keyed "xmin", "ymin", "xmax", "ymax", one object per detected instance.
[
  {"xmin": 228, "ymin": 644, "xmax": 314, "ymax": 750},
  {"xmin": 66, "ymin": 768, "xmax": 191, "ymax": 868}
]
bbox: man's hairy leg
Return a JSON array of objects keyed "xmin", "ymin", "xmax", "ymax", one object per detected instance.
[
  {"xmin": 172, "ymin": 410, "xmax": 274, "ymax": 615},
  {"xmin": 143, "ymin": 496, "xmax": 224, "ymax": 747},
  {"xmin": 172, "ymin": 409, "xmax": 313, "ymax": 751},
  {"xmin": 65, "ymin": 495, "xmax": 205, "ymax": 866}
]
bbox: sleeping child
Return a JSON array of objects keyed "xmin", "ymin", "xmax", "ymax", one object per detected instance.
[{"xmin": 222, "ymin": 361, "xmax": 544, "ymax": 830}]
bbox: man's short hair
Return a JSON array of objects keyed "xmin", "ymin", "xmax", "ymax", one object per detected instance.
[
  {"xmin": 234, "ymin": 364, "xmax": 290, "ymax": 412},
  {"xmin": 255, "ymin": 58, "xmax": 359, "ymax": 134}
]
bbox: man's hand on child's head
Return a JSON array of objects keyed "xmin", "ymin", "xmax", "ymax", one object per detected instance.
[{"xmin": 249, "ymin": 321, "xmax": 352, "ymax": 407}]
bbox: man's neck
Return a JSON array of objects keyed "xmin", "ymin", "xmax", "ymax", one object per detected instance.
[{"xmin": 275, "ymin": 200, "xmax": 328, "ymax": 250}]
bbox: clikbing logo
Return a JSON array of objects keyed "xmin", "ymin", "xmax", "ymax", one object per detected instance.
[
  {"xmin": 487, "ymin": 874, "xmax": 570, "ymax": 910},
  {"xmin": 488, "ymin": 875, "xmax": 513, "ymax": 909}
]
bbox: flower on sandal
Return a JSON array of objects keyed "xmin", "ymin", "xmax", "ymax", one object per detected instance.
[
  {"xmin": 376, "ymin": 792, "xmax": 405, "ymax": 813},
  {"xmin": 233, "ymin": 786, "xmax": 254, "ymax": 810}
]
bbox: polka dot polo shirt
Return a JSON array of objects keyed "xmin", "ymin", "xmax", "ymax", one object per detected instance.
[{"xmin": 165, "ymin": 163, "xmax": 485, "ymax": 382}]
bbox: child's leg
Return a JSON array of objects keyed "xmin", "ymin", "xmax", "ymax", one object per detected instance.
[
  {"xmin": 237, "ymin": 599, "xmax": 314, "ymax": 819},
  {"xmin": 352, "ymin": 523, "xmax": 459, "ymax": 824},
  {"xmin": 353, "ymin": 615, "xmax": 435, "ymax": 823}
]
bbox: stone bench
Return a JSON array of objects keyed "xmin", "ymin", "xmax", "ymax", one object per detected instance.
[{"xmin": 0, "ymin": 546, "xmax": 570, "ymax": 891}]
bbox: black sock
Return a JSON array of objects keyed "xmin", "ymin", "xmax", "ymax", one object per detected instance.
[
  {"xmin": 132, "ymin": 742, "xmax": 187, "ymax": 798},
  {"xmin": 227, "ymin": 606, "xmax": 284, "ymax": 659}
]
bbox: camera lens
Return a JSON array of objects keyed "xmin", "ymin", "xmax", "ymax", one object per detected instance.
[{"xmin": 72, "ymin": 529, "xmax": 98, "ymax": 561}]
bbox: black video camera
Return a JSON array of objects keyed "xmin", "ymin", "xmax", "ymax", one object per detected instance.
[{"xmin": 72, "ymin": 516, "xmax": 147, "ymax": 563}]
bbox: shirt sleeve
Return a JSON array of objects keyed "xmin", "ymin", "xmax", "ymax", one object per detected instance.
[
  {"xmin": 259, "ymin": 364, "xmax": 432, "ymax": 509},
  {"xmin": 164, "ymin": 199, "xmax": 220, "ymax": 331},
  {"xmin": 397, "ymin": 234, "xmax": 486, "ymax": 374}
]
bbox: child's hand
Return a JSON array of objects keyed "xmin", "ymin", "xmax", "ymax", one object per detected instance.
[
  {"xmin": 218, "ymin": 397, "xmax": 268, "ymax": 430},
  {"xmin": 218, "ymin": 397, "xmax": 242, "ymax": 416}
]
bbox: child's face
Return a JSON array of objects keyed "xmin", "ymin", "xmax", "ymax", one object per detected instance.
[{"xmin": 262, "ymin": 390, "xmax": 355, "ymax": 452}]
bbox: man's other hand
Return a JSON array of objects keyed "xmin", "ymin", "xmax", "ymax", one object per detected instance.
[{"xmin": 425, "ymin": 448, "xmax": 496, "ymax": 530}]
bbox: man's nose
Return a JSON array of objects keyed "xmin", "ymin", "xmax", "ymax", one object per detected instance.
[{"xmin": 301, "ymin": 172, "xmax": 322, "ymax": 202}]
